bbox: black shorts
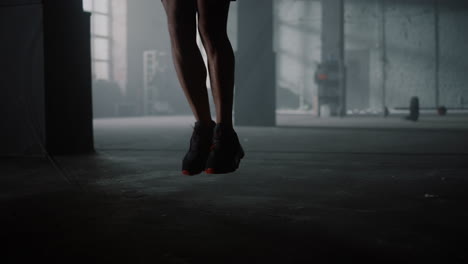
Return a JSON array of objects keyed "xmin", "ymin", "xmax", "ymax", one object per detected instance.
[
  {"xmin": 161, "ymin": 0, "xmax": 236, "ymax": 1},
  {"xmin": 162, "ymin": 0, "xmax": 236, "ymax": 1}
]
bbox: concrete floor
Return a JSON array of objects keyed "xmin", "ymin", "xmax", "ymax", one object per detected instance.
[{"xmin": 2, "ymin": 114, "xmax": 468, "ymax": 263}]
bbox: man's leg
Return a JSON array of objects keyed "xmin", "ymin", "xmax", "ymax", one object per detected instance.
[
  {"xmin": 196, "ymin": 0, "xmax": 234, "ymax": 126},
  {"xmin": 162, "ymin": 0, "xmax": 212, "ymax": 125},
  {"xmin": 197, "ymin": 0, "xmax": 244, "ymax": 174}
]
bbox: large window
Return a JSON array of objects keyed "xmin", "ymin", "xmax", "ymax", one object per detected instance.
[{"xmin": 83, "ymin": 0, "xmax": 112, "ymax": 80}]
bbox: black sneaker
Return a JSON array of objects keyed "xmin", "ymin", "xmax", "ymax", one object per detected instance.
[
  {"xmin": 205, "ymin": 124, "xmax": 245, "ymax": 174},
  {"xmin": 182, "ymin": 120, "xmax": 216, "ymax": 176}
]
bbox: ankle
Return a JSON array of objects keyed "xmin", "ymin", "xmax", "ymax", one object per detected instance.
[
  {"xmin": 197, "ymin": 119, "xmax": 215, "ymax": 128},
  {"xmin": 216, "ymin": 122, "xmax": 234, "ymax": 130}
]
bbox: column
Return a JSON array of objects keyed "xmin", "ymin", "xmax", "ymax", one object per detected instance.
[{"xmin": 235, "ymin": 0, "xmax": 276, "ymax": 126}]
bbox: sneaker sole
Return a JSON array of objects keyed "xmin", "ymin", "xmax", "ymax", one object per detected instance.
[
  {"xmin": 182, "ymin": 169, "xmax": 203, "ymax": 176},
  {"xmin": 205, "ymin": 151, "xmax": 244, "ymax": 175}
]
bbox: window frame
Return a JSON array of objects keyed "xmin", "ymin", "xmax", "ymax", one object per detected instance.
[{"xmin": 84, "ymin": 0, "xmax": 113, "ymax": 81}]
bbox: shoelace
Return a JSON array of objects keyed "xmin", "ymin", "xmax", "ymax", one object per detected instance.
[
  {"xmin": 209, "ymin": 130, "xmax": 237, "ymax": 152},
  {"xmin": 190, "ymin": 126, "xmax": 213, "ymax": 151}
]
